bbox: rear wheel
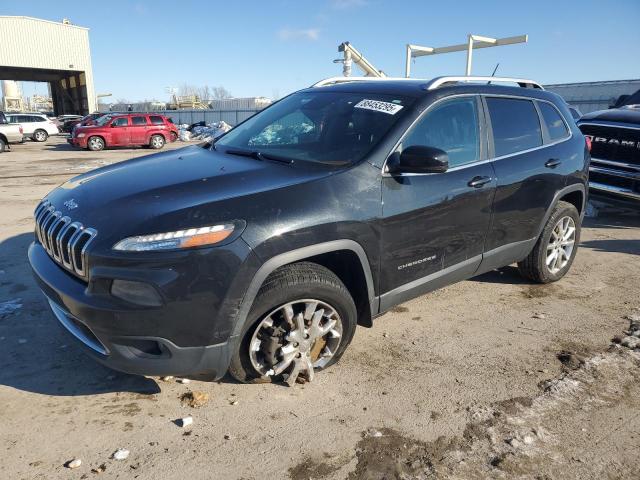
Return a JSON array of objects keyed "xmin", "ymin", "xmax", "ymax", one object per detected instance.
[
  {"xmin": 87, "ymin": 136, "xmax": 105, "ymax": 151},
  {"xmin": 0, "ymin": 138, "xmax": 6, "ymax": 153},
  {"xmin": 33, "ymin": 129, "xmax": 48, "ymax": 142},
  {"xmin": 229, "ymin": 262, "xmax": 357, "ymax": 385},
  {"xmin": 518, "ymin": 201, "xmax": 580, "ymax": 283},
  {"xmin": 149, "ymin": 134, "xmax": 165, "ymax": 149}
]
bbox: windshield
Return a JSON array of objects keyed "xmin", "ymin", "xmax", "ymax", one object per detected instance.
[
  {"xmin": 95, "ymin": 115, "xmax": 112, "ymax": 126},
  {"xmin": 215, "ymin": 91, "xmax": 415, "ymax": 164}
]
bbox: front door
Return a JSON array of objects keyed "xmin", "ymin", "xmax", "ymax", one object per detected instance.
[
  {"xmin": 379, "ymin": 95, "xmax": 495, "ymax": 310},
  {"xmin": 109, "ymin": 116, "xmax": 130, "ymax": 145}
]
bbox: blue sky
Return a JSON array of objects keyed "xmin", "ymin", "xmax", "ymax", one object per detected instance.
[{"xmin": 6, "ymin": 0, "xmax": 640, "ymax": 102}]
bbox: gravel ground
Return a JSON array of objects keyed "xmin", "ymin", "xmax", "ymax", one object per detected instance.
[{"xmin": 0, "ymin": 136, "xmax": 639, "ymax": 479}]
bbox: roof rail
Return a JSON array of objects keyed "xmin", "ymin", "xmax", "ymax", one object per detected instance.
[
  {"xmin": 312, "ymin": 76, "xmax": 413, "ymax": 87},
  {"xmin": 426, "ymin": 76, "xmax": 544, "ymax": 90},
  {"xmin": 311, "ymin": 75, "xmax": 544, "ymax": 90}
]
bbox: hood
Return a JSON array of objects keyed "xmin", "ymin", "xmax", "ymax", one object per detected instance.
[
  {"xmin": 579, "ymin": 108, "xmax": 640, "ymax": 125},
  {"xmin": 43, "ymin": 146, "xmax": 338, "ymax": 247}
]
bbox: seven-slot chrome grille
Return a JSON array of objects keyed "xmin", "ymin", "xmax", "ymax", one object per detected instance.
[{"xmin": 34, "ymin": 200, "xmax": 97, "ymax": 279}]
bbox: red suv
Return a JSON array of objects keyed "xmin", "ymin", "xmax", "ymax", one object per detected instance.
[{"xmin": 68, "ymin": 113, "xmax": 178, "ymax": 151}]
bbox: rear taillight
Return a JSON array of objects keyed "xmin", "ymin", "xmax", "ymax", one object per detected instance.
[{"xmin": 585, "ymin": 135, "xmax": 592, "ymax": 152}]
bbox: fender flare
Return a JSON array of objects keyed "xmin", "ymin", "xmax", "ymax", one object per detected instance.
[
  {"xmin": 231, "ymin": 239, "xmax": 376, "ymax": 337},
  {"xmin": 536, "ymin": 183, "xmax": 586, "ymax": 238}
]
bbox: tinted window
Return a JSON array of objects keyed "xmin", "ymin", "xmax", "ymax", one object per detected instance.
[
  {"xmin": 403, "ymin": 97, "xmax": 479, "ymax": 167},
  {"xmin": 131, "ymin": 116, "xmax": 148, "ymax": 126},
  {"xmin": 216, "ymin": 91, "xmax": 415, "ymax": 165},
  {"xmin": 539, "ymin": 102, "xmax": 569, "ymax": 141},
  {"xmin": 30, "ymin": 116, "xmax": 45, "ymax": 122},
  {"xmin": 487, "ymin": 98, "xmax": 542, "ymax": 156},
  {"xmin": 112, "ymin": 117, "xmax": 129, "ymax": 127},
  {"xmin": 149, "ymin": 115, "xmax": 165, "ymax": 125}
]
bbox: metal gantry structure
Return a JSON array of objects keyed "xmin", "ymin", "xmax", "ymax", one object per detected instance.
[
  {"xmin": 405, "ymin": 34, "xmax": 528, "ymax": 78},
  {"xmin": 335, "ymin": 34, "xmax": 528, "ymax": 79}
]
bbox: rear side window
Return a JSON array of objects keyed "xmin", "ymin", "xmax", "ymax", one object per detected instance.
[
  {"xmin": 486, "ymin": 98, "xmax": 542, "ymax": 157},
  {"xmin": 131, "ymin": 116, "xmax": 148, "ymax": 126},
  {"xmin": 403, "ymin": 97, "xmax": 480, "ymax": 167},
  {"xmin": 538, "ymin": 102, "xmax": 569, "ymax": 142},
  {"xmin": 149, "ymin": 115, "xmax": 165, "ymax": 125}
]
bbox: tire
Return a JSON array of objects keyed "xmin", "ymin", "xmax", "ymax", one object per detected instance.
[
  {"xmin": 229, "ymin": 262, "xmax": 357, "ymax": 384},
  {"xmin": 33, "ymin": 129, "xmax": 48, "ymax": 142},
  {"xmin": 87, "ymin": 136, "xmax": 105, "ymax": 151},
  {"xmin": 149, "ymin": 134, "xmax": 165, "ymax": 149},
  {"xmin": 518, "ymin": 201, "xmax": 581, "ymax": 283},
  {"xmin": 170, "ymin": 132, "xmax": 178, "ymax": 142},
  {"xmin": 0, "ymin": 138, "xmax": 5, "ymax": 153}
]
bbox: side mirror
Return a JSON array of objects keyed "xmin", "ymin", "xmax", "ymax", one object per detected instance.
[{"xmin": 388, "ymin": 145, "xmax": 449, "ymax": 174}]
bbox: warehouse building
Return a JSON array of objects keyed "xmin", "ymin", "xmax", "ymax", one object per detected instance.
[
  {"xmin": 0, "ymin": 16, "xmax": 95, "ymax": 115},
  {"xmin": 545, "ymin": 79, "xmax": 640, "ymax": 115}
]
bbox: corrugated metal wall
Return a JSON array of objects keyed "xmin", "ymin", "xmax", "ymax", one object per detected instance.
[
  {"xmin": 545, "ymin": 79, "xmax": 640, "ymax": 114},
  {"xmin": 120, "ymin": 109, "xmax": 262, "ymax": 126}
]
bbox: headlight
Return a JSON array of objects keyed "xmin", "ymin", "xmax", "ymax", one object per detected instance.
[
  {"xmin": 77, "ymin": 133, "xmax": 86, "ymax": 138},
  {"xmin": 113, "ymin": 224, "xmax": 235, "ymax": 251}
]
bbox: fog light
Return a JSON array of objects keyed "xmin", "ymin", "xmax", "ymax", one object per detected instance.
[{"xmin": 111, "ymin": 279, "xmax": 162, "ymax": 307}]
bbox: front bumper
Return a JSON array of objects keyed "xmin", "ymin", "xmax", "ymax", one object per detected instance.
[
  {"xmin": 67, "ymin": 136, "xmax": 87, "ymax": 148},
  {"xmin": 28, "ymin": 240, "xmax": 258, "ymax": 378}
]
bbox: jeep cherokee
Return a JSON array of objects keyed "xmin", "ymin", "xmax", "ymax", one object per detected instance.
[{"xmin": 29, "ymin": 76, "xmax": 590, "ymax": 386}]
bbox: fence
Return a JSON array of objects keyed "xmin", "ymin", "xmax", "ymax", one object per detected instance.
[{"xmin": 113, "ymin": 109, "xmax": 262, "ymax": 127}]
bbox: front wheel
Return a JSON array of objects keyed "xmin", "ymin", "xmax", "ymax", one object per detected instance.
[
  {"xmin": 229, "ymin": 262, "xmax": 357, "ymax": 385},
  {"xmin": 0, "ymin": 138, "xmax": 5, "ymax": 153},
  {"xmin": 87, "ymin": 136, "xmax": 105, "ymax": 151},
  {"xmin": 149, "ymin": 134, "xmax": 165, "ymax": 149},
  {"xmin": 33, "ymin": 129, "xmax": 48, "ymax": 142},
  {"xmin": 518, "ymin": 201, "xmax": 581, "ymax": 283}
]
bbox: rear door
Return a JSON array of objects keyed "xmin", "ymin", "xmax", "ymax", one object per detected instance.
[
  {"xmin": 130, "ymin": 115, "xmax": 149, "ymax": 144},
  {"xmin": 482, "ymin": 96, "xmax": 570, "ymax": 257},
  {"xmin": 379, "ymin": 95, "xmax": 496, "ymax": 309},
  {"xmin": 109, "ymin": 116, "xmax": 130, "ymax": 145}
]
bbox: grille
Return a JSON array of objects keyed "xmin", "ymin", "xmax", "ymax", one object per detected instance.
[
  {"xmin": 34, "ymin": 200, "xmax": 97, "ymax": 279},
  {"xmin": 579, "ymin": 123, "xmax": 640, "ymax": 165}
]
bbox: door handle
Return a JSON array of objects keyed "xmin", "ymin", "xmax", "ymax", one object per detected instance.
[
  {"xmin": 467, "ymin": 176, "xmax": 492, "ymax": 188},
  {"xmin": 545, "ymin": 159, "xmax": 562, "ymax": 168}
]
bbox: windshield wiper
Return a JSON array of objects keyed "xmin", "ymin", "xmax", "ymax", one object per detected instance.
[{"xmin": 225, "ymin": 149, "xmax": 294, "ymax": 165}]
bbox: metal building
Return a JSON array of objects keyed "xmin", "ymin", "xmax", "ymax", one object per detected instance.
[
  {"xmin": 0, "ymin": 16, "xmax": 95, "ymax": 115},
  {"xmin": 545, "ymin": 79, "xmax": 640, "ymax": 115}
]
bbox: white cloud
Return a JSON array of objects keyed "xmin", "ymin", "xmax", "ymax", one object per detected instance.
[
  {"xmin": 277, "ymin": 28, "xmax": 321, "ymax": 41},
  {"xmin": 331, "ymin": 0, "xmax": 367, "ymax": 9}
]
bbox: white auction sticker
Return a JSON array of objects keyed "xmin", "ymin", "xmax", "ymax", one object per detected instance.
[{"xmin": 354, "ymin": 99, "xmax": 404, "ymax": 115}]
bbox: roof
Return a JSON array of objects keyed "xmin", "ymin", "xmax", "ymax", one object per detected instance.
[{"xmin": 0, "ymin": 16, "xmax": 88, "ymax": 30}]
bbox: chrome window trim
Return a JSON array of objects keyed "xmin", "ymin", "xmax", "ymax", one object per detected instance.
[{"xmin": 382, "ymin": 93, "xmax": 573, "ymax": 177}]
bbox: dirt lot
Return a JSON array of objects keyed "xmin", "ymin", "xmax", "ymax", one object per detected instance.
[{"xmin": 1, "ymin": 136, "xmax": 639, "ymax": 480}]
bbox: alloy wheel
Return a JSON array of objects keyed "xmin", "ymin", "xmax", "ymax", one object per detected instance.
[
  {"xmin": 34, "ymin": 131, "xmax": 47, "ymax": 141},
  {"xmin": 152, "ymin": 136, "xmax": 164, "ymax": 148},
  {"xmin": 546, "ymin": 216, "xmax": 576, "ymax": 274},
  {"xmin": 249, "ymin": 299, "xmax": 343, "ymax": 386}
]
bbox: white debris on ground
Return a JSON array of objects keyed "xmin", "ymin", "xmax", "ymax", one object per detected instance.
[
  {"xmin": 180, "ymin": 416, "xmax": 193, "ymax": 428},
  {"xmin": 0, "ymin": 298, "xmax": 22, "ymax": 316},
  {"xmin": 111, "ymin": 448, "xmax": 130, "ymax": 460},
  {"xmin": 65, "ymin": 458, "xmax": 82, "ymax": 469},
  {"xmin": 178, "ymin": 121, "xmax": 232, "ymax": 143}
]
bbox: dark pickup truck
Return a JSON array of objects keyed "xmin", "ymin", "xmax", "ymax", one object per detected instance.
[{"xmin": 578, "ymin": 91, "xmax": 640, "ymax": 206}]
